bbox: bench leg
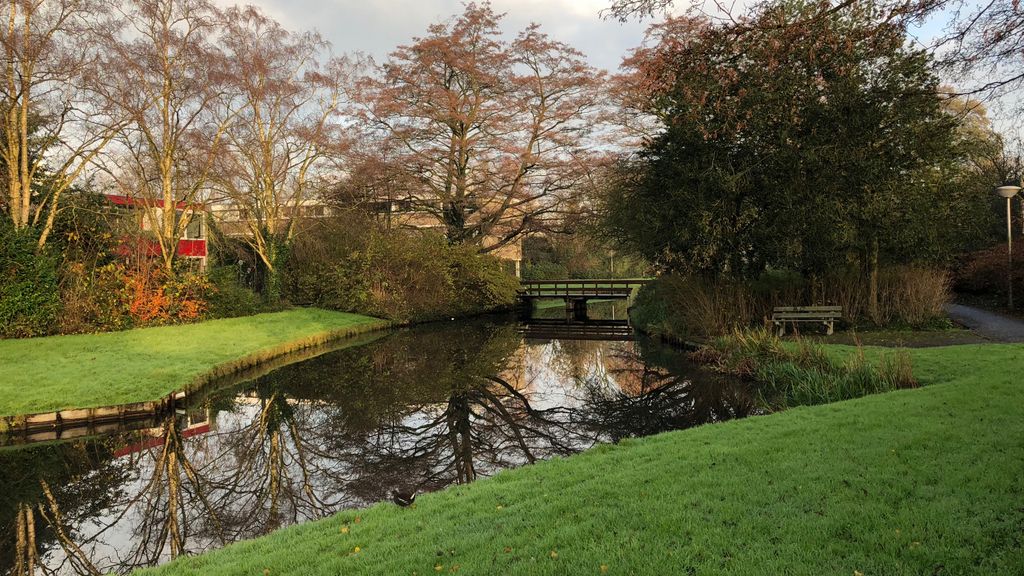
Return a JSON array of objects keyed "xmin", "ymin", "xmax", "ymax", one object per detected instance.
[
  {"xmin": 825, "ymin": 320, "xmax": 834, "ymax": 336},
  {"xmin": 775, "ymin": 321, "xmax": 785, "ymax": 337}
]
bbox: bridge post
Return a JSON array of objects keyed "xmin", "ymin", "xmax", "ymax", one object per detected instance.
[{"xmin": 566, "ymin": 297, "xmax": 589, "ymax": 321}]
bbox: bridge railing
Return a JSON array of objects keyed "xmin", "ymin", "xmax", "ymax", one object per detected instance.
[{"xmin": 518, "ymin": 278, "xmax": 651, "ymax": 298}]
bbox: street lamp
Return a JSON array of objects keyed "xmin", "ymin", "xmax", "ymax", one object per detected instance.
[{"xmin": 995, "ymin": 183, "xmax": 1021, "ymax": 309}]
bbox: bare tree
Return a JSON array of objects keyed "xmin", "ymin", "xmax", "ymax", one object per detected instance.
[
  {"xmin": 0, "ymin": 0, "xmax": 120, "ymax": 248},
  {"xmin": 351, "ymin": 3, "xmax": 605, "ymax": 252},
  {"xmin": 938, "ymin": 1, "xmax": 1024, "ymax": 109},
  {"xmin": 210, "ymin": 6, "xmax": 345, "ymax": 298},
  {"xmin": 95, "ymin": 0, "xmax": 232, "ymax": 271}
]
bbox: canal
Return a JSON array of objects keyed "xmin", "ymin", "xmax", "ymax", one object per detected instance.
[{"xmin": 0, "ymin": 303, "xmax": 756, "ymax": 575}]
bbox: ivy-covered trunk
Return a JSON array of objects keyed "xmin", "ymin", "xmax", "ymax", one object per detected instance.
[
  {"xmin": 868, "ymin": 236, "xmax": 880, "ymax": 325},
  {"xmin": 260, "ymin": 236, "xmax": 289, "ymax": 304}
]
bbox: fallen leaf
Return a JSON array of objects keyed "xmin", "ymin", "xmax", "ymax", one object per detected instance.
[
  {"xmin": 340, "ymin": 526, "xmax": 350, "ymax": 534},
  {"xmin": 354, "ymin": 516, "xmax": 362, "ymax": 524},
  {"xmin": 550, "ymin": 550, "xmax": 559, "ymax": 559},
  {"xmin": 503, "ymin": 547, "xmax": 512, "ymax": 553},
  {"xmin": 434, "ymin": 564, "xmax": 443, "ymax": 572},
  {"xmin": 600, "ymin": 564, "xmax": 609, "ymax": 574}
]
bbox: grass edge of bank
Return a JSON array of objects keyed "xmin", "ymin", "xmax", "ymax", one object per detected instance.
[{"xmin": 0, "ymin": 309, "xmax": 391, "ymax": 421}]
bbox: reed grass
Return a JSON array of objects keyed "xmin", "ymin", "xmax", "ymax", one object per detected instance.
[{"xmin": 695, "ymin": 328, "xmax": 918, "ymax": 408}]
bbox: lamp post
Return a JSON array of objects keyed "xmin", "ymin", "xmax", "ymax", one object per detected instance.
[{"xmin": 995, "ymin": 184, "xmax": 1021, "ymax": 309}]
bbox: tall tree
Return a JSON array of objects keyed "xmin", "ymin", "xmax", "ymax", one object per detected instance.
[
  {"xmin": 96, "ymin": 0, "xmax": 232, "ymax": 271},
  {"xmin": 600, "ymin": 1, "xmax": 961, "ymax": 319},
  {"xmin": 351, "ymin": 3, "xmax": 605, "ymax": 252},
  {"xmin": 211, "ymin": 6, "xmax": 345, "ymax": 300},
  {"xmin": 0, "ymin": 0, "xmax": 119, "ymax": 248}
]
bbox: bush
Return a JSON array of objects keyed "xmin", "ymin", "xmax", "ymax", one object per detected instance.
[
  {"xmin": 825, "ymin": 267, "xmax": 951, "ymax": 326},
  {"xmin": 630, "ymin": 275, "xmax": 759, "ymax": 342},
  {"xmin": 55, "ymin": 257, "xmax": 212, "ymax": 332},
  {"xmin": 58, "ymin": 261, "xmax": 133, "ymax": 333},
  {"xmin": 284, "ymin": 216, "xmax": 519, "ymax": 323},
  {"xmin": 448, "ymin": 242, "xmax": 521, "ymax": 316},
  {"xmin": 206, "ymin": 266, "xmax": 266, "ymax": 318},
  {"xmin": 522, "ymin": 260, "xmax": 569, "ymax": 281},
  {"xmin": 521, "ymin": 233, "xmax": 650, "ymax": 280},
  {"xmin": 0, "ymin": 223, "xmax": 61, "ymax": 338},
  {"xmin": 953, "ymin": 243, "xmax": 1024, "ymax": 310}
]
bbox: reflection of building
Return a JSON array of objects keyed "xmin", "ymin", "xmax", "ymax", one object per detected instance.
[
  {"xmin": 104, "ymin": 194, "xmax": 208, "ymax": 266},
  {"xmin": 209, "ymin": 199, "xmax": 523, "ymax": 277},
  {"xmin": 112, "ymin": 407, "xmax": 212, "ymax": 458}
]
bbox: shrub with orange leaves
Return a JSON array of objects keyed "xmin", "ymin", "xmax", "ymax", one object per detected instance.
[{"xmin": 120, "ymin": 264, "xmax": 211, "ymax": 325}]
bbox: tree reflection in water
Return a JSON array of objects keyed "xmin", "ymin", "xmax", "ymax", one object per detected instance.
[
  {"xmin": 572, "ymin": 340, "xmax": 758, "ymax": 442},
  {"xmin": 0, "ymin": 315, "xmax": 756, "ymax": 576},
  {"xmin": 0, "ymin": 441, "xmax": 129, "ymax": 575}
]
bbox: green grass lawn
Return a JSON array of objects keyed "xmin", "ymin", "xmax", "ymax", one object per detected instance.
[
  {"xmin": 140, "ymin": 342, "xmax": 1024, "ymax": 576},
  {"xmin": 0, "ymin": 309, "xmax": 388, "ymax": 417},
  {"xmin": 820, "ymin": 328, "xmax": 987, "ymax": 348}
]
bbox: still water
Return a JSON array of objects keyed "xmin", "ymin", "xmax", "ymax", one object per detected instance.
[{"xmin": 0, "ymin": 303, "xmax": 755, "ymax": 575}]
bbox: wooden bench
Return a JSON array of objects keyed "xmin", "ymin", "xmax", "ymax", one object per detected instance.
[{"xmin": 772, "ymin": 306, "xmax": 842, "ymax": 336}]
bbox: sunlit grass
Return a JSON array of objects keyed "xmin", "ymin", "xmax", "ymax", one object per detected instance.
[
  {"xmin": 140, "ymin": 342, "xmax": 1024, "ymax": 575},
  {"xmin": 0, "ymin": 309, "xmax": 388, "ymax": 416}
]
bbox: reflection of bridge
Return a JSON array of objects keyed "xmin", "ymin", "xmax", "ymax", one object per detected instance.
[{"xmin": 519, "ymin": 319, "xmax": 634, "ymax": 342}]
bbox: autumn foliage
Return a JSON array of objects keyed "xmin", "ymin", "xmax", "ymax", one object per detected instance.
[
  {"xmin": 122, "ymin": 263, "xmax": 209, "ymax": 324},
  {"xmin": 349, "ymin": 3, "xmax": 607, "ymax": 250}
]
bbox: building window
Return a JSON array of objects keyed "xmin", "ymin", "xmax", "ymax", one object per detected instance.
[{"xmin": 183, "ymin": 214, "xmax": 203, "ymax": 239}]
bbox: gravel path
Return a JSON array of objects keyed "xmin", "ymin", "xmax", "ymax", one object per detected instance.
[{"xmin": 945, "ymin": 304, "xmax": 1024, "ymax": 343}]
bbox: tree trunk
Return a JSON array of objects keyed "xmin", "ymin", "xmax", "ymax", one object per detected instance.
[
  {"xmin": 260, "ymin": 235, "xmax": 287, "ymax": 303},
  {"xmin": 444, "ymin": 200, "xmax": 468, "ymax": 245},
  {"xmin": 868, "ymin": 236, "xmax": 880, "ymax": 325}
]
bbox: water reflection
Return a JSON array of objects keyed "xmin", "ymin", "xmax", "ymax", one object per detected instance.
[{"xmin": 0, "ymin": 308, "xmax": 755, "ymax": 575}]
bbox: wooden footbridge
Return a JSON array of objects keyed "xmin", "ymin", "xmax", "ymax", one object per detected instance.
[
  {"xmin": 518, "ymin": 279, "xmax": 651, "ymax": 301},
  {"xmin": 519, "ymin": 279, "xmax": 651, "ymax": 319}
]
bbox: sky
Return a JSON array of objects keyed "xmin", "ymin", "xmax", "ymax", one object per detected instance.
[
  {"xmin": 209, "ymin": 0, "xmax": 1014, "ymax": 134},
  {"xmin": 210, "ymin": 0, "xmax": 957, "ymax": 72},
  {"xmin": 211, "ymin": 0, "xmax": 653, "ymax": 72}
]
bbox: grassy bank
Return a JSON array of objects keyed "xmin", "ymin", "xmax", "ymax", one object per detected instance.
[
  {"xmin": 141, "ymin": 342, "xmax": 1023, "ymax": 575},
  {"xmin": 0, "ymin": 309, "xmax": 388, "ymax": 416}
]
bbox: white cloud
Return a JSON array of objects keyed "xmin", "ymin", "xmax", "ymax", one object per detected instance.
[{"xmin": 212, "ymin": 0, "xmax": 651, "ymax": 71}]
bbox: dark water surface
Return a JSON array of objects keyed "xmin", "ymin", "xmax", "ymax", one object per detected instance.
[{"xmin": 0, "ymin": 303, "xmax": 755, "ymax": 575}]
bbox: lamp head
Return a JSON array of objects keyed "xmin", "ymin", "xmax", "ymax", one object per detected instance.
[{"xmin": 995, "ymin": 184, "xmax": 1022, "ymax": 199}]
